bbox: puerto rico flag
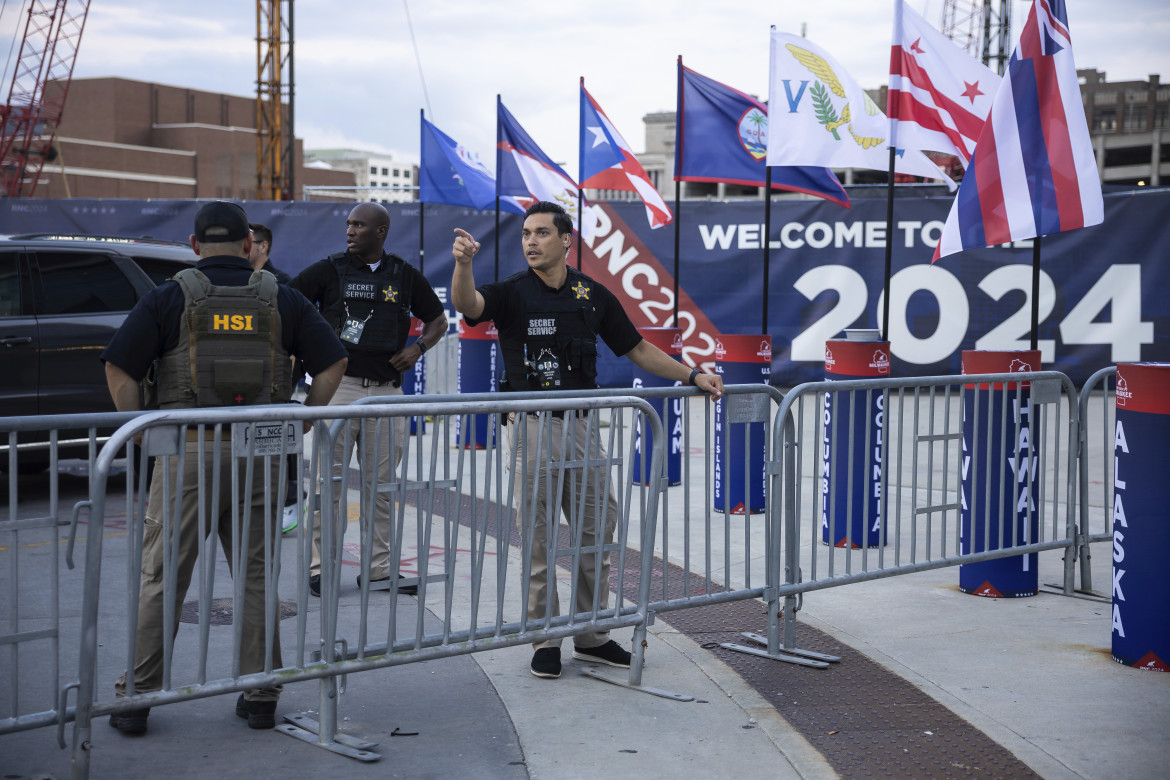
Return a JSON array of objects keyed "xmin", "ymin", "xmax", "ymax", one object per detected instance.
[
  {"xmin": 579, "ymin": 82, "xmax": 672, "ymax": 229},
  {"xmin": 497, "ymin": 98, "xmax": 592, "ymax": 236},
  {"xmin": 888, "ymin": 0, "xmax": 1000, "ymax": 166},
  {"xmin": 934, "ymin": 0, "xmax": 1103, "ymax": 261}
]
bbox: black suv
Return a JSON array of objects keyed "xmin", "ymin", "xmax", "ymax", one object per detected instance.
[{"xmin": 0, "ymin": 234, "xmax": 195, "ymax": 471}]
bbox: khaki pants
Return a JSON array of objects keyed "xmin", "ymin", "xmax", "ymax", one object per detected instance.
[
  {"xmin": 508, "ymin": 412, "xmax": 620, "ymax": 651},
  {"xmin": 116, "ymin": 440, "xmax": 283, "ymax": 703},
  {"xmin": 310, "ymin": 376, "xmax": 406, "ymax": 580}
]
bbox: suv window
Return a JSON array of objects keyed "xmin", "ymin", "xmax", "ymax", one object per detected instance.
[
  {"xmin": 34, "ymin": 251, "xmax": 138, "ymax": 315},
  {"xmin": 131, "ymin": 253, "xmax": 193, "ymax": 287},
  {"xmin": 0, "ymin": 253, "xmax": 20, "ymax": 316}
]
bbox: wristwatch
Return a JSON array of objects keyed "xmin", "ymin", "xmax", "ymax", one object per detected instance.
[
  {"xmin": 687, "ymin": 367, "xmax": 701, "ymax": 386},
  {"xmin": 416, "ymin": 340, "xmax": 428, "ymax": 355}
]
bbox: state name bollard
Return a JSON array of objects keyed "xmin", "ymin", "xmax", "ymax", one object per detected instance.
[
  {"xmin": 821, "ymin": 332, "xmax": 889, "ymax": 547},
  {"xmin": 713, "ymin": 335, "xmax": 770, "ymax": 514},
  {"xmin": 1111, "ymin": 362, "xmax": 1170, "ymax": 671},
  {"xmin": 632, "ymin": 327, "xmax": 682, "ymax": 486},
  {"xmin": 455, "ymin": 319, "xmax": 498, "ymax": 449},
  {"xmin": 959, "ymin": 350, "xmax": 1041, "ymax": 598},
  {"xmin": 403, "ymin": 317, "xmax": 425, "ymax": 435}
]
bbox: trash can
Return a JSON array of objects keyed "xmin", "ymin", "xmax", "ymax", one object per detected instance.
[
  {"xmin": 456, "ymin": 319, "xmax": 498, "ymax": 449},
  {"xmin": 1111, "ymin": 362, "xmax": 1170, "ymax": 671},
  {"xmin": 821, "ymin": 331, "xmax": 889, "ymax": 547},
  {"xmin": 713, "ymin": 334, "xmax": 770, "ymax": 515},
  {"xmin": 632, "ymin": 327, "xmax": 683, "ymax": 486},
  {"xmin": 959, "ymin": 350, "xmax": 1041, "ymax": 598}
]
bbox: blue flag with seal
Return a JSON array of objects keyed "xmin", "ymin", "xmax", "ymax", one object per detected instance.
[
  {"xmin": 676, "ymin": 59, "xmax": 850, "ymax": 208},
  {"xmin": 419, "ymin": 113, "xmax": 523, "ymax": 213}
]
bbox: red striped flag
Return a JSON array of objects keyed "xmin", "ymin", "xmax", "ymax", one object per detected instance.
[
  {"xmin": 888, "ymin": 0, "xmax": 1000, "ymax": 166},
  {"xmin": 934, "ymin": 0, "xmax": 1103, "ymax": 261}
]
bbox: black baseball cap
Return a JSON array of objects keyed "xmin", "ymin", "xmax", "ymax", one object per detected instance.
[{"xmin": 193, "ymin": 201, "xmax": 250, "ymax": 243}]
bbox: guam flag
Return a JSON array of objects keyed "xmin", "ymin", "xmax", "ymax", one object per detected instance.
[
  {"xmin": 676, "ymin": 59, "xmax": 849, "ymax": 208},
  {"xmin": 934, "ymin": 0, "xmax": 1103, "ymax": 261}
]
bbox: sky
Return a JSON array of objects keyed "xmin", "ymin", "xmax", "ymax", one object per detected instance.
[{"xmin": 2, "ymin": 0, "xmax": 1167, "ymax": 178}]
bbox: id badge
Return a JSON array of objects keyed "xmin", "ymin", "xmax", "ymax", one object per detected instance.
[
  {"xmin": 536, "ymin": 349, "xmax": 561, "ymax": 389},
  {"xmin": 339, "ymin": 317, "xmax": 366, "ymax": 344}
]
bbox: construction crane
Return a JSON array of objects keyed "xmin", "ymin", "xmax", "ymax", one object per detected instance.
[
  {"xmin": 0, "ymin": 0, "xmax": 90, "ymax": 197},
  {"xmin": 940, "ymin": 0, "xmax": 1012, "ymax": 75},
  {"xmin": 256, "ymin": 0, "xmax": 294, "ymax": 200}
]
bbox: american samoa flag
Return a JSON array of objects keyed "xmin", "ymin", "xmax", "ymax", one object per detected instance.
[
  {"xmin": 888, "ymin": 0, "xmax": 999, "ymax": 166},
  {"xmin": 579, "ymin": 83, "xmax": 672, "ymax": 229},
  {"xmin": 934, "ymin": 0, "xmax": 1103, "ymax": 262},
  {"xmin": 497, "ymin": 99, "xmax": 592, "ymax": 235}
]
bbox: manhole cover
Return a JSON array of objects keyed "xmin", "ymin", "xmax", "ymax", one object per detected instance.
[{"xmin": 180, "ymin": 598, "xmax": 298, "ymax": 625}]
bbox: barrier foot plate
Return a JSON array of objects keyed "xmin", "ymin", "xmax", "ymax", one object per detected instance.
[
  {"xmin": 278, "ymin": 713, "xmax": 381, "ymax": 762},
  {"xmin": 1041, "ymin": 582, "xmax": 1110, "ymax": 603},
  {"xmin": 580, "ymin": 668, "xmax": 694, "ymax": 701},
  {"xmin": 739, "ymin": 632, "xmax": 842, "ymax": 665}
]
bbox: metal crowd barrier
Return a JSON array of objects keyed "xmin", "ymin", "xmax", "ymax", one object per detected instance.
[
  {"xmin": 59, "ymin": 394, "xmax": 661, "ymax": 775},
  {"xmin": 2, "ymin": 368, "xmax": 1121, "ymax": 776},
  {"xmin": 744, "ymin": 371, "xmax": 1082, "ymax": 668},
  {"xmin": 1075, "ymin": 366, "xmax": 1117, "ymax": 597}
]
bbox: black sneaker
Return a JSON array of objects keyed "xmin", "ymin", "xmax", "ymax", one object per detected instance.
[
  {"xmin": 530, "ymin": 648, "xmax": 562, "ymax": 679},
  {"xmin": 109, "ymin": 707, "xmax": 150, "ymax": 736},
  {"xmin": 572, "ymin": 640, "xmax": 631, "ymax": 668},
  {"xmin": 357, "ymin": 573, "xmax": 418, "ymax": 596},
  {"xmin": 235, "ymin": 694, "xmax": 277, "ymax": 730},
  {"xmin": 308, "ymin": 574, "xmax": 320, "ymax": 597}
]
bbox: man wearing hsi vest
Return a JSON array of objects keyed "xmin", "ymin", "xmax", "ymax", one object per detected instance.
[
  {"xmin": 451, "ymin": 201, "xmax": 723, "ymax": 679},
  {"xmin": 102, "ymin": 201, "xmax": 348, "ymax": 735}
]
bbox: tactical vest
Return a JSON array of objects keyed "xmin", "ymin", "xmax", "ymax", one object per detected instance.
[
  {"xmin": 155, "ymin": 268, "xmax": 292, "ymax": 409},
  {"xmin": 501, "ymin": 274, "xmax": 599, "ymax": 392},
  {"xmin": 321, "ymin": 252, "xmax": 410, "ymax": 355}
]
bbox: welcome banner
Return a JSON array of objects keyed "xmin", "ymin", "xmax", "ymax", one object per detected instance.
[{"xmin": 3, "ymin": 188, "xmax": 1165, "ymax": 386}]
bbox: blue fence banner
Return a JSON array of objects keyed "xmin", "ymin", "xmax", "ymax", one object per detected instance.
[{"xmin": 1111, "ymin": 362, "xmax": 1170, "ymax": 672}]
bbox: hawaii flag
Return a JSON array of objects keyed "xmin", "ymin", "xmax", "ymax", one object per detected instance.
[
  {"xmin": 579, "ymin": 83, "xmax": 672, "ymax": 229},
  {"xmin": 497, "ymin": 99, "xmax": 592, "ymax": 236},
  {"xmin": 934, "ymin": 0, "xmax": 1103, "ymax": 261},
  {"xmin": 889, "ymin": 0, "xmax": 1000, "ymax": 166},
  {"xmin": 767, "ymin": 28, "xmax": 955, "ymax": 188}
]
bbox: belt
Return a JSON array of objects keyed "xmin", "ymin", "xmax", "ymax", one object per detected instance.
[{"xmin": 352, "ymin": 376, "xmax": 401, "ymax": 389}]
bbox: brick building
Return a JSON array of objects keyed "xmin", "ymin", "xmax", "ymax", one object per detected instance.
[{"xmin": 34, "ymin": 77, "xmax": 353, "ymax": 199}]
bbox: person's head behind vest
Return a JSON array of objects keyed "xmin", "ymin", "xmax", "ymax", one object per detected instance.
[{"xmin": 190, "ymin": 200, "xmax": 253, "ymax": 259}]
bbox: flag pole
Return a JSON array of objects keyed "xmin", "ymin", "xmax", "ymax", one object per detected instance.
[
  {"xmin": 494, "ymin": 94, "xmax": 502, "ymax": 282},
  {"xmin": 1030, "ymin": 236, "xmax": 1042, "ymax": 349},
  {"xmin": 882, "ymin": 147, "xmax": 895, "ymax": 340},
  {"xmin": 672, "ymin": 55, "xmax": 683, "ymax": 324},
  {"xmin": 763, "ymin": 165, "xmax": 772, "ymax": 333},
  {"xmin": 577, "ymin": 77, "xmax": 584, "ymax": 271},
  {"xmin": 418, "ymin": 109, "xmax": 426, "ymax": 278}
]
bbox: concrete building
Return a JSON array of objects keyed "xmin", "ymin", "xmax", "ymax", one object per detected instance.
[
  {"xmin": 303, "ymin": 149, "xmax": 418, "ymax": 203},
  {"xmin": 32, "ymin": 77, "xmax": 353, "ymax": 200},
  {"xmin": 1079, "ymin": 69, "xmax": 1168, "ymax": 186}
]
